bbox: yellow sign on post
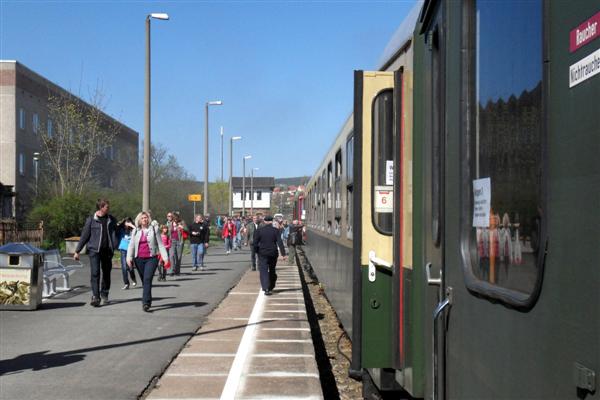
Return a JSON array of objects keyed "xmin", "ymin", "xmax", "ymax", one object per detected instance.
[{"xmin": 188, "ymin": 194, "xmax": 202, "ymax": 202}]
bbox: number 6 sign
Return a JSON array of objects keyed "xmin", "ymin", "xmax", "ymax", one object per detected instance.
[{"xmin": 374, "ymin": 186, "xmax": 393, "ymax": 213}]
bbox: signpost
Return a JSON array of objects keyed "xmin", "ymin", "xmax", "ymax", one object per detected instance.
[{"xmin": 188, "ymin": 194, "xmax": 202, "ymax": 216}]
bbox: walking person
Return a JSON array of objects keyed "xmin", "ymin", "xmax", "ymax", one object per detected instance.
[
  {"xmin": 246, "ymin": 215, "xmax": 260, "ymax": 271},
  {"xmin": 127, "ymin": 211, "xmax": 169, "ymax": 312},
  {"xmin": 117, "ymin": 217, "xmax": 138, "ymax": 289},
  {"xmin": 74, "ymin": 198, "xmax": 118, "ymax": 307},
  {"xmin": 222, "ymin": 217, "xmax": 236, "ymax": 254},
  {"xmin": 287, "ymin": 219, "xmax": 304, "ymax": 266},
  {"xmin": 189, "ymin": 214, "xmax": 209, "ymax": 271},
  {"xmin": 253, "ymin": 215, "xmax": 287, "ymax": 295},
  {"xmin": 166, "ymin": 211, "xmax": 186, "ymax": 276},
  {"xmin": 157, "ymin": 224, "xmax": 171, "ymax": 281}
]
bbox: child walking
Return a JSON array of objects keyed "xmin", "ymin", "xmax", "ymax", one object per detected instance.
[{"xmin": 158, "ymin": 225, "xmax": 171, "ymax": 281}]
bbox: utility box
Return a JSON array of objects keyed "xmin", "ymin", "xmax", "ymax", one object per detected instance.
[{"xmin": 0, "ymin": 243, "xmax": 44, "ymax": 310}]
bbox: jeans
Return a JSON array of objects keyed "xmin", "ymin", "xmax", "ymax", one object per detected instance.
[
  {"xmin": 224, "ymin": 237, "xmax": 233, "ymax": 252},
  {"xmin": 258, "ymin": 253, "xmax": 278, "ymax": 292},
  {"xmin": 190, "ymin": 243, "xmax": 206, "ymax": 268},
  {"xmin": 134, "ymin": 257, "xmax": 158, "ymax": 306},
  {"xmin": 120, "ymin": 250, "xmax": 137, "ymax": 285},
  {"xmin": 169, "ymin": 240, "xmax": 183, "ymax": 274},
  {"xmin": 235, "ymin": 232, "xmax": 242, "ymax": 249},
  {"xmin": 89, "ymin": 249, "xmax": 113, "ymax": 299}
]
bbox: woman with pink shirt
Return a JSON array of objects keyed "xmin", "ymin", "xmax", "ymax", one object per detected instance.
[{"xmin": 127, "ymin": 211, "xmax": 169, "ymax": 312}]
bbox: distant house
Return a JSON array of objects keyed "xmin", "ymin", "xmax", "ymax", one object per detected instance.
[{"xmin": 231, "ymin": 177, "xmax": 275, "ymax": 216}]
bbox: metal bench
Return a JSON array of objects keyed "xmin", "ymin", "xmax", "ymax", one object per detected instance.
[{"xmin": 42, "ymin": 249, "xmax": 83, "ymax": 297}]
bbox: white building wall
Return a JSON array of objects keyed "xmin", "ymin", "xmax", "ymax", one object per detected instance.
[{"xmin": 232, "ymin": 190, "xmax": 271, "ymax": 209}]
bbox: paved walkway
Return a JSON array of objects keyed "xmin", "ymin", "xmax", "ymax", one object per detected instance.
[{"xmin": 146, "ymin": 263, "xmax": 324, "ymax": 400}]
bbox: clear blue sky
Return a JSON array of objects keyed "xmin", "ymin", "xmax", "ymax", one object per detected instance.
[{"xmin": 1, "ymin": 0, "xmax": 416, "ymax": 181}]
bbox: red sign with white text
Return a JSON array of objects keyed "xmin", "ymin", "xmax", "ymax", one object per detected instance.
[{"xmin": 570, "ymin": 11, "xmax": 600, "ymax": 53}]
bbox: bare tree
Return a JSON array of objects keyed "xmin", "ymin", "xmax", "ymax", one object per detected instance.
[{"xmin": 39, "ymin": 86, "xmax": 121, "ymax": 196}]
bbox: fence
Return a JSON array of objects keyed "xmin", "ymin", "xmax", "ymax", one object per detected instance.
[{"xmin": 0, "ymin": 221, "xmax": 44, "ymax": 247}]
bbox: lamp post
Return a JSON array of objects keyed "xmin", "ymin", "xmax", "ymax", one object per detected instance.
[
  {"xmin": 242, "ymin": 155, "xmax": 252, "ymax": 217},
  {"xmin": 220, "ymin": 126, "xmax": 224, "ymax": 182},
  {"xmin": 250, "ymin": 167, "xmax": 259, "ymax": 216},
  {"xmin": 204, "ymin": 100, "xmax": 223, "ymax": 215},
  {"xmin": 143, "ymin": 12, "xmax": 169, "ymax": 212},
  {"xmin": 228, "ymin": 136, "xmax": 242, "ymax": 216},
  {"xmin": 33, "ymin": 152, "xmax": 40, "ymax": 197}
]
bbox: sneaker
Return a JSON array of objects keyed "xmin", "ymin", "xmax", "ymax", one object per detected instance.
[
  {"xmin": 264, "ymin": 290, "xmax": 272, "ymax": 296},
  {"xmin": 226, "ymin": 250, "xmax": 230, "ymax": 254},
  {"xmin": 90, "ymin": 297, "xmax": 100, "ymax": 307},
  {"xmin": 101, "ymin": 297, "xmax": 109, "ymax": 306},
  {"xmin": 131, "ymin": 281, "xmax": 137, "ymax": 287},
  {"xmin": 142, "ymin": 304, "xmax": 150, "ymax": 312},
  {"xmin": 122, "ymin": 284, "xmax": 129, "ymax": 290},
  {"xmin": 193, "ymin": 267, "xmax": 198, "ymax": 271}
]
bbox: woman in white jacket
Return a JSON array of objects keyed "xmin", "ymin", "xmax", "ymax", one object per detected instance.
[{"xmin": 127, "ymin": 211, "xmax": 169, "ymax": 312}]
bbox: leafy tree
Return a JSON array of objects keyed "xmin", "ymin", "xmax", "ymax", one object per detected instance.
[{"xmin": 38, "ymin": 86, "xmax": 121, "ymax": 197}]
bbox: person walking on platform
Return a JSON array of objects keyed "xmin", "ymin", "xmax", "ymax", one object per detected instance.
[
  {"xmin": 246, "ymin": 215, "xmax": 260, "ymax": 271},
  {"xmin": 127, "ymin": 211, "xmax": 169, "ymax": 312},
  {"xmin": 222, "ymin": 217, "xmax": 236, "ymax": 254},
  {"xmin": 157, "ymin": 224, "xmax": 171, "ymax": 281},
  {"xmin": 189, "ymin": 214, "xmax": 209, "ymax": 271},
  {"xmin": 166, "ymin": 211, "xmax": 186, "ymax": 276},
  {"xmin": 253, "ymin": 215, "xmax": 287, "ymax": 295},
  {"xmin": 74, "ymin": 198, "xmax": 119, "ymax": 307},
  {"xmin": 117, "ymin": 217, "xmax": 138, "ymax": 289}
]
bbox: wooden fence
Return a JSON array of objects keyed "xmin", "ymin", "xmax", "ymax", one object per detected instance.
[{"xmin": 0, "ymin": 221, "xmax": 44, "ymax": 247}]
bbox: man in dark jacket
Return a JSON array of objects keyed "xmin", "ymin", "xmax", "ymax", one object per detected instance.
[
  {"xmin": 246, "ymin": 215, "xmax": 260, "ymax": 271},
  {"xmin": 253, "ymin": 215, "xmax": 286, "ymax": 295},
  {"xmin": 74, "ymin": 198, "xmax": 118, "ymax": 307}
]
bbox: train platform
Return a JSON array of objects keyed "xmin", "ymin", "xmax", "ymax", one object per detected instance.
[{"xmin": 145, "ymin": 261, "xmax": 324, "ymax": 400}]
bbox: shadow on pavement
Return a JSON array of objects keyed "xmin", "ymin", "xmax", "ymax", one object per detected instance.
[
  {"xmin": 39, "ymin": 302, "xmax": 87, "ymax": 310},
  {"xmin": 108, "ymin": 296, "xmax": 176, "ymax": 305},
  {"xmin": 0, "ymin": 332, "xmax": 195, "ymax": 376},
  {"xmin": 149, "ymin": 301, "xmax": 208, "ymax": 312}
]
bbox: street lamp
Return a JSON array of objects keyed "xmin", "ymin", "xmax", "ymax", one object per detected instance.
[
  {"xmin": 250, "ymin": 167, "xmax": 259, "ymax": 216},
  {"xmin": 33, "ymin": 152, "xmax": 40, "ymax": 197},
  {"xmin": 242, "ymin": 155, "xmax": 252, "ymax": 217},
  {"xmin": 204, "ymin": 100, "xmax": 223, "ymax": 215},
  {"xmin": 143, "ymin": 12, "xmax": 169, "ymax": 212},
  {"xmin": 228, "ymin": 136, "xmax": 242, "ymax": 216},
  {"xmin": 220, "ymin": 126, "xmax": 224, "ymax": 182}
]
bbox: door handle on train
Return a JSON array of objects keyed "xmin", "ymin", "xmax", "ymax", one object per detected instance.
[
  {"xmin": 432, "ymin": 287, "xmax": 453, "ymax": 400},
  {"xmin": 368, "ymin": 250, "xmax": 393, "ymax": 282},
  {"xmin": 426, "ymin": 262, "xmax": 441, "ymax": 286}
]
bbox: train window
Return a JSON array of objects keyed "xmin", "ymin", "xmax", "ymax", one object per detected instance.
[
  {"xmin": 431, "ymin": 24, "xmax": 444, "ymax": 248},
  {"xmin": 335, "ymin": 149, "xmax": 342, "ymax": 214},
  {"xmin": 462, "ymin": 0, "xmax": 544, "ymax": 303},
  {"xmin": 372, "ymin": 89, "xmax": 394, "ymax": 235},
  {"xmin": 346, "ymin": 136, "xmax": 354, "ymax": 239},
  {"xmin": 327, "ymin": 162, "xmax": 333, "ymax": 210}
]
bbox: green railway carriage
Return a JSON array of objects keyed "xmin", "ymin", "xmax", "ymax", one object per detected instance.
[{"xmin": 305, "ymin": 0, "xmax": 599, "ymax": 398}]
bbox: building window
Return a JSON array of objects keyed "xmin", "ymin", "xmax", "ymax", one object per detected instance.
[
  {"xmin": 19, "ymin": 153, "xmax": 25, "ymax": 176},
  {"xmin": 32, "ymin": 113, "xmax": 39, "ymax": 134},
  {"xmin": 19, "ymin": 108, "xmax": 25, "ymax": 130},
  {"xmin": 257, "ymin": 190, "xmax": 262, "ymax": 201},
  {"xmin": 47, "ymin": 119, "xmax": 53, "ymax": 137}
]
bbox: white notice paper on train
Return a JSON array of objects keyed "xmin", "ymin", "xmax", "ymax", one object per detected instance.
[
  {"xmin": 386, "ymin": 160, "xmax": 394, "ymax": 185},
  {"xmin": 472, "ymin": 178, "xmax": 491, "ymax": 228}
]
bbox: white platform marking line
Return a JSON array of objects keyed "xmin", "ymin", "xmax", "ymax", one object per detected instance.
[
  {"xmin": 180, "ymin": 353, "xmax": 236, "ymax": 357},
  {"xmin": 165, "ymin": 373, "xmax": 229, "ymax": 377},
  {"xmin": 219, "ymin": 289, "xmax": 264, "ymax": 400},
  {"xmin": 252, "ymin": 353, "xmax": 313, "ymax": 358},
  {"xmin": 262, "ymin": 328, "xmax": 311, "ymax": 331},
  {"xmin": 247, "ymin": 372, "xmax": 320, "ymax": 378},
  {"xmin": 263, "ymin": 310, "xmax": 307, "ymax": 313},
  {"xmin": 256, "ymin": 339, "xmax": 312, "ymax": 343},
  {"xmin": 228, "ymin": 292, "xmax": 259, "ymax": 295}
]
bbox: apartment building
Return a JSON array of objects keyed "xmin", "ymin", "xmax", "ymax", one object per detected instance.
[
  {"xmin": 231, "ymin": 177, "xmax": 275, "ymax": 216},
  {"xmin": 0, "ymin": 61, "xmax": 138, "ymax": 220}
]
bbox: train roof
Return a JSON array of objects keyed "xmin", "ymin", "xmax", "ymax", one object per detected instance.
[{"xmin": 377, "ymin": 0, "xmax": 424, "ymax": 71}]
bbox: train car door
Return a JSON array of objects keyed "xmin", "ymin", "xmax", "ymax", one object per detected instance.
[{"xmin": 351, "ymin": 71, "xmax": 396, "ymax": 380}]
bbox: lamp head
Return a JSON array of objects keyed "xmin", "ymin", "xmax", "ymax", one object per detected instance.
[
  {"xmin": 244, "ymin": 155, "xmax": 252, "ymax": 160},
  {"xmin": 208, "ymin": 100, "xmax": 223, "ymax": 106},
  {"xmin": 231, "ymin": 136, "xmax": 242, "ymax": 141},
  {"xmin": 150, "ymin": 13, "xmax": 169, "ymax": 20}
]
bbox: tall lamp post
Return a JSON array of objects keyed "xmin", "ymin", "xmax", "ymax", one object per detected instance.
[
  {"xmin": 228, "ymin": 136, "xmax": 242, "ymax": 216},
  {"xmin": 33, "ymin": 152, "xmax": 40, "ymax": 197},
  {"xmin": 204, "ymin": 100, "xmax": 223, "ymax": 215},
  {"xmin": 220, "ymin": 126, "xmax": 224, "ymax": 182},
  {"xmin": 143, "ymin": 12, "xmax": 169, "ymax": 212},
  {"xmin": 242, "ymin": 155, "xmax": 252, "ymax": 217},
  {"xmin": 250, "ymin": 167, "xmax": 259, "ymax": 216}
]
